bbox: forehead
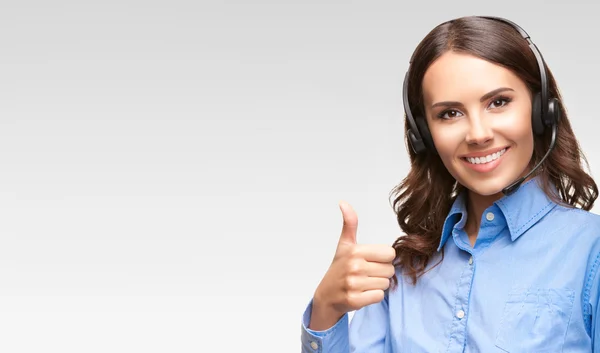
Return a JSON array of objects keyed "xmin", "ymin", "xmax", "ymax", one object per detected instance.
[{"xmin": 422, "ymin": 51, "xmax": 527, "ymax": 104}]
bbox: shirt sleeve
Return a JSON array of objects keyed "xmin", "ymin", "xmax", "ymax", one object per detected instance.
[
  {"xmin": 584, "ymin": 221, "xmax": 600, "ymax": 352},
  {"xmin": 300, "ymin": 294, "xmax": 390, "ymax": 353},
  {"xmin": 590, "ymin": 255, "xmax": 600, "ymax": 351},
  {"xmin": 300, "ymin": 299, "xmax": 350, "ymax": 353}
]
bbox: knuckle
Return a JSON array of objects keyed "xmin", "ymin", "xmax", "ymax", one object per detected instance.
[
  {"xmin": 346, "ymin": 292, "xmax": 361, "ymax": 309},
  {"xmin": 344, "ymin": 275, "xmax": 357, "ymax": 290},
  {"xmin": 346, "ymin": 259, "xmax": 363, "ymax": 275},
  {"xmin": 349, "ymin": 245, "xmax": 362, "ymax": 258}
]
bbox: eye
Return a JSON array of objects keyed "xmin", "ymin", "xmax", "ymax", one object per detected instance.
[
  {"xmin": 437, "ymin": 109, "xmax": 463, "ymax": 120},
  {"xmin": 488, "ymin": 96, "xmax": 512, "ymax": 109}
]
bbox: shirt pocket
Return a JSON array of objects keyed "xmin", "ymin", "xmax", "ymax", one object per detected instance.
[{"xmin": 494, "ymin": 287, "xmax": 575, "ymax": 352}]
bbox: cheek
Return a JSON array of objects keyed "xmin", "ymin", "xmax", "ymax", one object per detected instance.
[
  {"xmin": 497, "ymin": 111, "xmax": 534, "ymax": 146},
  {"xmin": 433, "ymin": 134, "xmax": 460, "ymax": 159},
  {"xmin": 429, "ymin": 124, "xmax": 463, "ymax": 167}
]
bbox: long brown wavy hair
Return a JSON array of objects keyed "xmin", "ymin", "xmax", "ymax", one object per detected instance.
[{"xmin": 389, "ymin": 16, "xmax": 598, "ymax": 287}]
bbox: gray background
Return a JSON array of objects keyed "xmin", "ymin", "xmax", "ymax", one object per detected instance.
[{"xmin": 0, "ymin": 0, "xmax": 597, "ymax": 352}]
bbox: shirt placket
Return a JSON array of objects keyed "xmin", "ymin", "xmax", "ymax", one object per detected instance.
[
  {"xmin": 445, "ymin": 208, "xmax": 503, "ymax": 352},
  {"xmin": 444, "ymin": 235, "xmax": 475, "ymax": 353}
]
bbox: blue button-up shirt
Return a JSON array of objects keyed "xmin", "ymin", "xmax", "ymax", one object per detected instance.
[{"xmin": 301, "ymin": 177, "xmax": 600, "ymax": 352}]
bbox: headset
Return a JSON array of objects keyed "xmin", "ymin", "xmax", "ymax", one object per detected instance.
[{"xmin": 402, "ymin": 16, "xmax": 561, "ymax": 195}]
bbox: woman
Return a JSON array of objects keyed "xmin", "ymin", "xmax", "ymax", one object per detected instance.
[{"xmin": 300, "ymin": 16, "xmax": 600, "ymax": 352}]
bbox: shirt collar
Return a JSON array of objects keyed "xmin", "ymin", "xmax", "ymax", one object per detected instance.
[{"xmin": 437, "ymin": 176, "xmax": 557, "ymax": 251}]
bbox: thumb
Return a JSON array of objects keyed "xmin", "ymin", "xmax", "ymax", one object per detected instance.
[{"xmin": 338, "ymin": 201, "xmax": 358, "ymax": 245}]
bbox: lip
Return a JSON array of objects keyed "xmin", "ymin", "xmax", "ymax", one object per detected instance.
[
  {"xmin": 460, "ymin": 146, "xmax": 510, "ymax": 158},
  {"xmin": 460, "ymin": 147, "xmax": 510, "ymax": 173}
]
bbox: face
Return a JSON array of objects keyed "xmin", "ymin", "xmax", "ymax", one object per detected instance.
[{"xmin": 421, "ymin": 51, "xmax": 534, "ymax": 197}]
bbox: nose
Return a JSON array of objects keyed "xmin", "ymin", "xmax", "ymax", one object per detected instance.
[{"xmin": 465, "ymin": 114, "xmax": 493, "ymax": 145}]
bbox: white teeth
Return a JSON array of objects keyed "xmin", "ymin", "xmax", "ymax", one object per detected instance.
[{"xmin": 466, "ymin": 148, "xmax": 506, "ymax": 164}]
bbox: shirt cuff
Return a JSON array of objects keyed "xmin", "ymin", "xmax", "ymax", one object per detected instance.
[{"xmin": 300, "ymin": 299, "xmax": 349, "ymax": 352}]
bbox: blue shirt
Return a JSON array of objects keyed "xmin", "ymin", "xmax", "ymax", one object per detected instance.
[{"xmin": 300, "ymin": 177, "xmax": 600, "ymax": 352}]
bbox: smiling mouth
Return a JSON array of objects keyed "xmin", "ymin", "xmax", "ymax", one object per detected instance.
[{"xmin": 461, "ymin": 147, "xmax": 509, "ymax": 165}]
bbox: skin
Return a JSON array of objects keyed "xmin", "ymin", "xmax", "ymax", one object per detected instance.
[
  {"xmin": 309, "ymin": 202, "xmax": 396, "ymax": 331},
  {"xmin": 421, "ymin": 51, "xmax": 535, "ymax": 246}
]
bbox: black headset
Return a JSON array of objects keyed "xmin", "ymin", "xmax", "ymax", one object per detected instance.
[{"xmin": 402, "ymin": 16, "xmax": 561, "ymax": 195}]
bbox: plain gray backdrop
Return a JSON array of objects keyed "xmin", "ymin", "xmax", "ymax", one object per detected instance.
[{"xmin": 0, "ymin": 0, "xmax": 598, "ymax": 352}]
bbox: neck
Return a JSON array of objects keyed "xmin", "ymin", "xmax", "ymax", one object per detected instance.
[
  {"xmin": 464, "ymin": 170, "xmax": 536, "ymax": 236},
  {"xmin": 465, "ymin": 191, "xmax": 503, "ymax": 235}
]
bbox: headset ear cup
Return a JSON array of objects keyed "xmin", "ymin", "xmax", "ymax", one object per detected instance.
[
  {"xmin": 408, "ymin": 129, "xmax": 426, "ymax": 154},
  {"xmin": 547, "ymin": 98, "xmax": 560, "ymax": 126},
  {"xmin": 415, "ymin": 117, "xmax": 436, "ymax": 153},
  {"xmin": 531, "ymin": 92, "xmax": 544, "ymax": 135}
]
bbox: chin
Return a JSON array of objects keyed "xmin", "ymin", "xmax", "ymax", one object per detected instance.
[
  {"xmin": 457, "ymin": 175, "xmax": 519, "ymax": 198},
  {"xmin": 464, "ymin": 183, "xmax": 506, "ymax": 197}
]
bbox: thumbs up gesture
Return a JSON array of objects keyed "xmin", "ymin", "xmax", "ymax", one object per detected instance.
[{"xmin": 308, "ymin": 202, "xmax": 397, "ymax": 331}]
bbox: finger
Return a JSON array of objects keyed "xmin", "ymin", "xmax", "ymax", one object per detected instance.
[
  {"xmin": 348, "ymin": 289, "xmax": 386, "ymax": 309},
  {"xmin": 364, "ymin": 262, "xmax": 396, "ymax": 279},
  {"xmin": 346, "ymin": 276, "xmax": 391, "ymax": 292},
  {"xmin": 338, "ymin": 201, "xmax": 358, "ymax": 245},
  {"xmin": 362, "ymin": 277, "xmax": 391, "ymax": 291},
  {"xmin": 355, "ymin": 244, "xmax": 396, "ymax": 263}
]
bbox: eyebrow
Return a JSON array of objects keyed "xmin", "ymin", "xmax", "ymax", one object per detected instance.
[{"xmin": 430, "ymin": 87, "xmax": 515, "ymax": 109}]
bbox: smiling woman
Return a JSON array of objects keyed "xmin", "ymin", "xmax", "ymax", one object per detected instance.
[
  {"xmin": 423, "ymin": 53, "xmax": 534, "ymax": 197},
  {"xmin": 300, "ymin": 16, "xmax": 600, "ymax": 353},
  {"xmin": 423, "ymin": 55, "xmax": 541, "ymax": 252}
]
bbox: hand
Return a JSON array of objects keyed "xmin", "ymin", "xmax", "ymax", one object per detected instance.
[{"xmin": 309, "ymin": 201, "xmax": 396, "ymax": 330}]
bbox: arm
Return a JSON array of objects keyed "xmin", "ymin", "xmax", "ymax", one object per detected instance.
[
  {"xmin": 590, "ymin": 255, "xmax": 600, "ymax": 351},
  {"xmin": 300, "ymin": 293, "xmax": 390, "ymax": 353},
  {"xmin": 300, "ymin": 201, "xmax": 395, "ymax": 352}
]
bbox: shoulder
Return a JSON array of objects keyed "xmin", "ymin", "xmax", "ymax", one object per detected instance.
[
  {"xmin": 516, "ymin": 201, "xmax": 600, "ymax": 248},
  {"xmin": 548, "ymin": 204, "xmax": 600, "ymax": 237},
  {"xmin": 529, "ymin": 205, "xmax": 600, "ymax": 273},
  {"xmin": 548, "ymin": 205, "xmax": 600, "ymax": 280}
]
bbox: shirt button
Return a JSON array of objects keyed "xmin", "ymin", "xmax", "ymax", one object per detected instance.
[
  {"xmin": 456, "ymin": 310, "xmax": 465, "ymax": 319},
  {"xmin": 310, "ymin": 341, "xmax": 319, "ymax": 350},
  {"xmin": 486, "ymin": 212, "xmax": 495, "ymax": 221},
  {"xmin": 469, "ymin": 256, "xmax": 473, "ymax": 265}
]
